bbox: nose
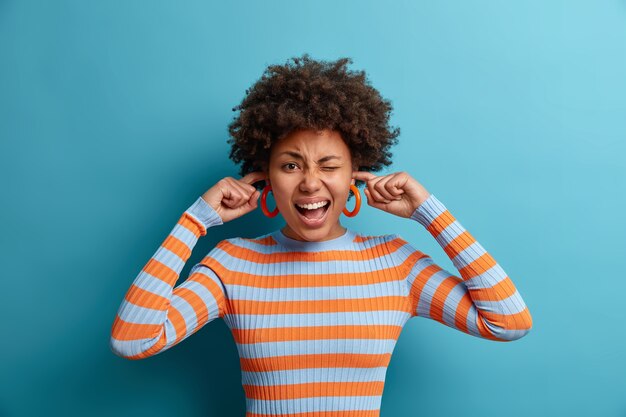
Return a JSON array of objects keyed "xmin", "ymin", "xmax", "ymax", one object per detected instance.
[{"xmin": 299, "ymin": 167, "xmax": 323, "ymax": 193}]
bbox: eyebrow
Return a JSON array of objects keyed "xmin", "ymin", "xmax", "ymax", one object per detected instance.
[{"xmin": 278, "ymin": 151, "xmax": 342, "ymax": 163}]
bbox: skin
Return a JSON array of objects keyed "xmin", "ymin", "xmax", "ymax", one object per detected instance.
[
  {"xmin": 264, "ymin": 128, "xmax": 357, "ymax": 242},
  {"xmin": 201, "ymin": 128, "xmax": 432, "ymax": 241}
]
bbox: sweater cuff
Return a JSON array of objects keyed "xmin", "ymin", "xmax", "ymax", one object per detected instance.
[
  {"xmin": 409, "ymin": 194, "xmax": 447, "ymax": 228},
  {"xmin": 185, "ymin": 196, "xmax": 223, "ymax": 233}
]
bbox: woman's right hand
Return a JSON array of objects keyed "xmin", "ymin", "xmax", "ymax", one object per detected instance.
[{"xmin": 201, "ymin": 171, "xmax": 268, "ymax": 223}]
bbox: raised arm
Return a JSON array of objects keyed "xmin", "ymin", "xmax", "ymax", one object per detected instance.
[
  {"xmin": 109, "ymin": 196, "xmax": 227, "ymax": 359},
  {"xmin": 389, "ymin": 194, "xmax": 533, "ymax": 341},
  {"xmin": 110, "ymin": 172, "xmax": 265, "ymax": 359}
]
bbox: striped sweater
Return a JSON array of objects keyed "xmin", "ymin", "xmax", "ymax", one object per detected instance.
[{"xmin": 110, "ymin": 193, "xmax": 532, "ymax": 416}]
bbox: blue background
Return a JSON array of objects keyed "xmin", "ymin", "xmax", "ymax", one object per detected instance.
[{"xmin": 2, "ymin": 1, "xmax": 625, "ymax": 416}]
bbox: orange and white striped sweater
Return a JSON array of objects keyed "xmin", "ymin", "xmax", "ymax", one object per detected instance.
[{"xmin": 110, "ymin": 193, "xmax": 532, "ymax": 416}]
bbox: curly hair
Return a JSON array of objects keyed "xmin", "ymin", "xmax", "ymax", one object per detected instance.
[{"xmin": 226, "ymin": 53, "xmax": 400, "ymax": 197}]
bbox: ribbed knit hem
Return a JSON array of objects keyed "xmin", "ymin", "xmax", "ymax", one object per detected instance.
[
  {"xmin": 186, "ymin": 196, "xmax": 223, "ymax": 233},
  {"xmin": 409, "ymin": 194, "xmax": 446, "ymax": 228}
]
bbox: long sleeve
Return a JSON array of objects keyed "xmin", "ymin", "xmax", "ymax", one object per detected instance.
[
  {"xmin": 110, "ymin": 196, "xmax": 228, "ymax": 359},
  {"xmin": 388, "ymin": 194, "xmax": 533, "ymax": 341}
]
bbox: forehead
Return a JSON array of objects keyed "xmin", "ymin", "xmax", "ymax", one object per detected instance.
[{"xmin": 271, "ymin": 129, "xmax": 351, "ymax": 157}]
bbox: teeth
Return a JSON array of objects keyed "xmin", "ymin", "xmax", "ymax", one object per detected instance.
[{"xmin": 296, "ymin": 201, "xmax": 329, "ymax": 210}]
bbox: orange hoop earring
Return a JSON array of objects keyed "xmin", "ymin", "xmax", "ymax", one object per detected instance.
[
  {"xmin": 261, "ymin": 184, "xmax": 279, "ymax": 218},
  {"xmin": 343, "ymin": 184, "xmax": 361, "ymax": 217}
]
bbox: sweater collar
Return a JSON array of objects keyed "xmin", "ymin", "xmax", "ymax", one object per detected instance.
[{"xmin": 271, "ymin": 227, "xmax": 356, "ymax": 251}]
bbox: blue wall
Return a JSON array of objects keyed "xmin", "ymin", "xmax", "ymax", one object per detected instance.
[{"xmin": 2, "ymin": 1, "xmax": 625, "ymax": 416}]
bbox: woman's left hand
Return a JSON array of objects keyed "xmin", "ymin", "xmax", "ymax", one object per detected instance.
[{"xmin": 352, "ymin": 171, "xmax": 431, "ymax": 218}]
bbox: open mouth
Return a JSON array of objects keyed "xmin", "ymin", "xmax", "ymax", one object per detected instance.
[{"xmin": 294, "ymin": 201, "xmax": 331, "ymax": 223}]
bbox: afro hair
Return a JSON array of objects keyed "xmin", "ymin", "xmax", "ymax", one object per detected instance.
[{"xmin": 227, "ymin": 53, "xmax": 400, "ymax": 195}]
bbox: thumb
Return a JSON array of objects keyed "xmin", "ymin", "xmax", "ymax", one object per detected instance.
[
  {"xmin": 363, "ymin": 188, "xmax": 384, "ymax": 210},
  {"xmin": 242, "ymin": 190, "xmax": 260, "ymax": 212}
]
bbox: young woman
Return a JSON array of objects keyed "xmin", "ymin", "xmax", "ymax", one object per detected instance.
[{"xmin": 110, "ymin": 54, "xmax": 532, "ymax": 417}]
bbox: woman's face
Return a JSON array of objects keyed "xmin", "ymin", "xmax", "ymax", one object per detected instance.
[{"xmin": 265, "ymin": 128, "xmax": 356, "ymax": 242}]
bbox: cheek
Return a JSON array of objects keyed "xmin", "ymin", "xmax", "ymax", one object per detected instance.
[
  {"xmin": 274, "ymin": 178, "xmax": 295, "ymax": 191},
  {"xmin": 269, "ymin": 179, "xmax": 295, "ymax": 208},
  {"xmin": 331, "ymin": 183, "xmax": 352, "ymax": 205}
]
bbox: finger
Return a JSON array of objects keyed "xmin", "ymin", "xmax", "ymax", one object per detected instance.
[
  {"xmin": 352, "ymin": 171, "xmax": 387, "ymax": 201},
  {"xmin": 373, "ymin": 176, "xmax": 397, "ymax": 201},
  {"xmin": 244, "ymin": 189, "xmax": 260, "ymax": 207},
  {"xmin": 230, "ymin": 176, "xmax": 256, "ymax": 197},
  {"xmin": 241, "ymin": 170, "xmax": 268, "ymax": 185},
  {"xmin": 217, "ymin": 179, "xmax": 238, "ymax": 208},
  {"xmin": 352, "ymin": 171, "xmax": 378, "ymax": 181},
  {"xmin": 364, "ymin": 188, "xmax": 385, "ymax": 210},
  {"xmin": 387, "ymin": 176, "xmax": 406, "ymax": 199},
  {"xmin": 222, "ymin": 196, "xmax": 239, "ymax": 209},
  {"xmin": 385, "ymin": 174, "xmax": 406, "ymax": 200},
  {"xmin": 236, "ymin": 190, "xmax": 260, "ymax": 214},
  {"xmin": 222, "ymin": 182, "xmax": 247, "ymax": 208},
  {"xmin": 235, "ymin": 177, "xmax": 258, "ymax": 194},
  {"xmin": 366, "ymin": 175, "xmax": 392, "ymax": 203},
  {"xmin": 246, "ymin": 190, "xmax": 261, "ymax": 208}
]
